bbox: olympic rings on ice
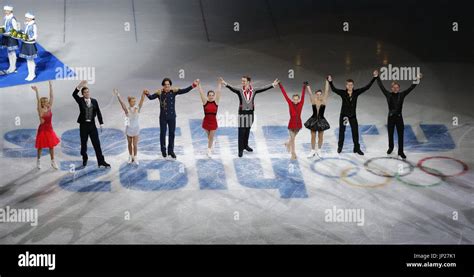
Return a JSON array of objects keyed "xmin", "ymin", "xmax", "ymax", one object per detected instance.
[
  {"xmin": 311, "ymin": 157, "xmax": 360, "ymax": 178},
  {"xmin": 417, "ymin": 156, "xmax": 469, "ymax": 178},
  {"xmin": 340, "ymin": 167, "xmax": 391, "ymax": 188},
  {"xmin": 364, "ymin": 157, "xmax": 414, "ymax": 178}
]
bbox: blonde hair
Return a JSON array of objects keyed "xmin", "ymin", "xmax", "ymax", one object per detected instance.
[
  {"xmin": 127, "ymin": 96, "xmax": 136, "ymax": 103},
  {"xmin": 40, "ymin": 97, "xmax": 49, "ymax": 108}
]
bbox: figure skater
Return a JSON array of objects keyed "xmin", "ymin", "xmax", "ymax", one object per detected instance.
[
  {"xmin": 328, "ymin": 70, "xmax": 378, "ymax": 155},
  {"xmin": 73, "ymin": 80, "xmax": 111, "ymax": 168},
  {"xmin": 19, "ymin": 12, "xmax": 37, "ymax": 81},
  {"xmin": 304, "ymin": 80, "xmax": 330, "ymax": 158},
  {"xmin": 377, "ymin": 73, "xmax": 422, "ymax": 160},
  {"xmin": 1, "ymin": 5, "xmax": 18, "ymax": 74},
  {"xmin": 32, "ymin": 81, "xmax": 60, "ymax": 169},
  {"xmin": 197, "ymin": 78, "xmax": 222, "ymax": 158},
  {"xmin": 278, "ymin": 81, "xmax": 306, "ymax": 160},
  {"xmin": 144, "ymin": 78, "xmax": 199, "ymax": 159},
  {"xmin": 113, "ymin": 88, "xmax": 146, "ymax": 165},
  {"xmin": 220, "ymin": 76, "xmax": 279, "ymax": 157}
]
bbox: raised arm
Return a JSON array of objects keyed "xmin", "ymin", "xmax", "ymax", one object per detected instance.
[
  {"xmin": 306, "ymin": 84, "xmax": 315, "ymax": 103},
  {"xmin": 138, "ymin": 90, "xmax": 146, "ymax": 111},
  {"xmin": 197, "ymin": 81, "xmax": 207, "ymax": 105},
  {"xmin": 48, "ymin": 81, "xmax": 54, "ymax": 108},
  {"xmin": 145, "ymin": 89, "xmax": 160, "ymax": 100},
  {"xmin": 143, "ymin": 89, "xmax": 157, "ymax": 100},
  {"xmin": 376, "ymin": 77, "xmax": 390, "ymax": 97},
  {"xmin": 355, "ymin": 70, "xmax": 378, "ymax": 96},
  {"xmin": 113, "ymin": 89, "xmax": 128, "ymax": 115},
  {"xmin": 220, "ymin": 77, "xmax": 240, "ymax": 94},
  {"xmin": 278, "ymin": 82, "xmax": 291, "ymax": 104},
  {"xmin": 403, "ymin": 74, "xmax": 422, "ymax": 97},
  {"xmin": 176, "ymin": 79, "xmax": 199, "ymax": 95},
  {"xmin": 73, "ymin": 80, "xmax": 87, "ymax": 103},
  {"xmin": 32, "ymin": 86, "xmax": 41, "ymax": 115},
  {"xmin": 402, "ymin": 83, "xmax": 417, "ymax": 97},
  {"xmin": 215, "ymin": 78, "xmax": 222, "ymax": 104},
  {"xmin": 327, "ymin": 75, "xmax": 345, "ymax": 96},
  {"xmin": 299, "ymin": 83, "xmax": 306, "ymax": 107},
  {"xmin": 323, "ymin": 80, "xmax": 330, "ymax": 100},
  {"xmin": 255, "ymin": 79, "xmax": 279, "ymax": 94}
]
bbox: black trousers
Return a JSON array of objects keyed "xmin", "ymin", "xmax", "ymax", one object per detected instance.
[
  {"xmin": 80, "ymin": 122, "xmax": 105, "ymax": 164},
  {"xmin": 387, "ymin": 114, "xmax": 404, "ymax": 153},
  {"xmin": 160, "ymin": 116, "xmax": 176, "ymax": 154},
  {"xmin": 238, "ymin": 110, "xmax": 254, "ymax": 153},
  {"xmin": 338, "ymin": 114, "xmax": 361, "ymax": 151}
]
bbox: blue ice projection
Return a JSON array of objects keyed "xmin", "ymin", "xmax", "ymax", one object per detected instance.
[{"xmin": 2, "ymin": 121, "xmax": 457, "ymax": 198}]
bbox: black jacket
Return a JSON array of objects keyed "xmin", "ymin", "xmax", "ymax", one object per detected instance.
[
  {"xmin": 329, "ymin": 77, "xmax": 376, "ymax": 117},
  {"xmin": 72, "ymin": 88, "xmax": 104, "ymax": 124},
  {"xmin": 377, "ymin": 78, "xmax": 417, "ymax": 117}
]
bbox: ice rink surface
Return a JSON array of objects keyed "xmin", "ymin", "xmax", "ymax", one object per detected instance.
[{"xmin": 0, "ymin": 0, "xmax": 473, "ymax": 244}]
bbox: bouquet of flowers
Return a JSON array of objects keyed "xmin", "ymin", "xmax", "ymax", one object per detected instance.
[
  {"xmin": 10, "ymin": 29, "xmax": 19, "ymax": 38},
  {"xmin": 21, "ymin": 32, "xmax": 29, "ymax": 41},
  {"xmin": 10, "ymin": 29, "xmax": 29, "ymax": 40}
]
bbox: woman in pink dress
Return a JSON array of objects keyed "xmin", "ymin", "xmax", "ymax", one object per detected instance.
[{"xmin": 32, "ymin": 81, "xmax": 60, "ymax": 169}]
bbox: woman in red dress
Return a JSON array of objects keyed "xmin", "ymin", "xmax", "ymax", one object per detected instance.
[
  {"xmin": 197, "ymin": 79, "xmax": 222, "ymax": 158},
  {"xmin": 32, "ymin": 81, "xmax": 60, "ymax": 169},
  {"xmin": 278, "ymin": 81, "xmax": 306, "ymax": 160}
]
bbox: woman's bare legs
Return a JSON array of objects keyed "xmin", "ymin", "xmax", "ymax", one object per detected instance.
[
  {"xmin": 36, "ymin": 148, "xmax": 42, "ymax": 169},
  {"xmin": 307, "ymin": 130, "xmax": 317, "ymax": 158},
  {"xmin": 49, "ymin": 147, "xmax": 54, "ymax": 160},
  {"xmin": 318, "ymin": 131, "xmax": 324, "ymax": 149},
  {"xmin": 132, "ymin": 136, "xmax": 139, "ymax": 156},
  {"xmin": 127, "ymin": 136, "xmax": 133, "ymax": 162},
  {"xmin": 289, "ymin": 130, "xmax": 297, "ymax": 160},
  {"xmin": 205, "ymin": 130, "xmax": 216, "ymax": 157},
  {"xmin": 208, "ymin": 130, "xmax": 216, "ymax": 149},
  {"xmin": 317, "ymin": 131, "xmax": 324, "ymax": 157},
  {"xmin": 132, "ymin": 136, "xmax": 139, "ymax": 164},
  {"xmin": 49, "ymin": 147, "xmax": 58, "ymax": 169}
]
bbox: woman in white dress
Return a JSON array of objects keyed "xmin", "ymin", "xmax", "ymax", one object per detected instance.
[{"xmin": 113, "ymin": 89, "xmax": 146, "ymax": 165}]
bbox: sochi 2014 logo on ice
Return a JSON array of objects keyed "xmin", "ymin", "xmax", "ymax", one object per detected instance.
[{"xmin": 3, "ymin": 119, "xmax": 467, "ymax": 199}]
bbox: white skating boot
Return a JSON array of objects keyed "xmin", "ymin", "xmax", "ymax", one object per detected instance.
[
  {"xmin": 36, "ymin": 159, "xmax": 41, "ymax": 169},
  {"xmin": 133, "ymin": 156, "xmax": 139, "ymax": 165},
  {"xmin": 316, "ymin": 149, "xmax": 322, "ymax": 158},
  {"xmin": 307, "ymin": 149, "xmax": 316, "ymax": 158},
  {"xmin": 207, "ymin": 148, "xmax": 212, "ymax": 158},
  {"xmin": 51, "ymin": 159, "xmax": 58, "ymax": 170}
]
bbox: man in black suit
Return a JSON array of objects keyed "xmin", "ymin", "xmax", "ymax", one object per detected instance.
[
  {"xmin": 72, "ymin": 80, "xmax": 110, "ymax": 168},
  {"xmin": 327, "ymin": 70, "xmax": 378, "ymax": 155}
]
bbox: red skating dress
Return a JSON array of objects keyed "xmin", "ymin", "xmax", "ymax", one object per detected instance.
[
  {"xmin": 35, "ymin": 109, "xmax": 60, "ymax": 149},
  {"xmin": 202, "ymin": 101, "xmax": 218, "ymax": 131},
  {"xmin": 279, "ymin": 83, "xmax": 306, "ymax": 130}
]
